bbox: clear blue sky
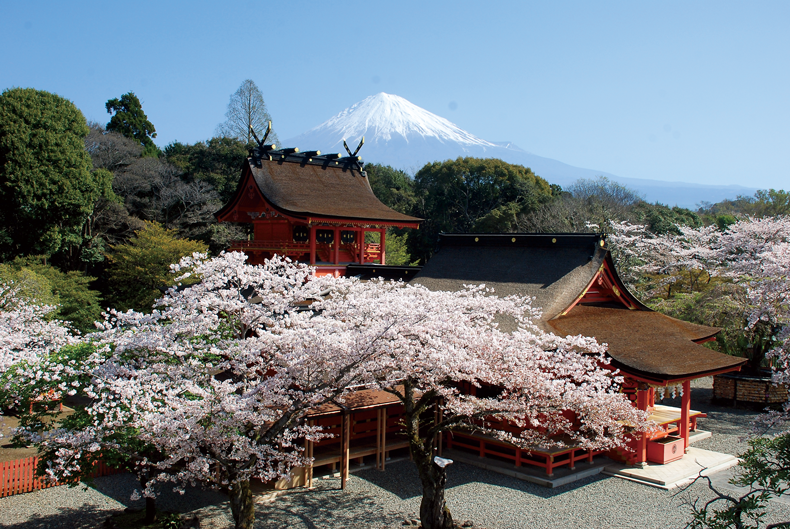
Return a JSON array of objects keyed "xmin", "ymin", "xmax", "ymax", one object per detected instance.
[{"xmin": 2, "ymin": 1, "xmax": 788, "ymax": 189}]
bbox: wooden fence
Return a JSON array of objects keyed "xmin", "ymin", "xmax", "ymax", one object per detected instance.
[{"xmin": 0, "ymin": 456, "xmax": 122, "ymax": 498}]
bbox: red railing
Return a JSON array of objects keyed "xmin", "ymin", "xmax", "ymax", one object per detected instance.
[
  {"xmin": 447, "ymin": 431, "xmax": 602, "ymax": 477},
  {"xmin": 228, "ymin": 240, "xmax": 312, "ymax": 252},
  {"xmin": 227, "ymin": 240, "xmax": 383, "ymax": 263},
  {"xmin": 0, "ymin": 456, "xmax": 122, "ymax": 498}
]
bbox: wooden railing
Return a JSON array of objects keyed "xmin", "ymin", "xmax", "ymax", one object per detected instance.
[
  {"xmin": 228, "ymin": 239, "xmax": 312, "ymax": 251},
  {"xmin": 0, "ymin": 456, "xmax": 122, "ymax": 498},
  {"xmin": 227, "ymin": 240, "xmax": 383, "ymax": 263},
  {"xmin": 447, "ymin": 431, "xmax": 602, "ymax": 477}
]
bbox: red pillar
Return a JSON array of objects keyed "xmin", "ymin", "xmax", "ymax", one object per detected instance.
[
  {"xmin": 636, "ymin": 385, "xmax": 649, "ymax": 464},
  {"xmin": 380, "ymin": 229, "xmax": 386, "ymax": 265},
  {"xmin": 309, "ymin": 225, "xmax": 316, "ymax": 265},
  {"xmin": 681, "ymin": 379, "xmax": 691, "ymax": 451},
  {"xmin": 333, "ymin": 227, "xmax": 340, "ymax": 265},
  {"xmin": 340, "ymin": 411, "xmax": 350, "ymax": 489},
  {"xmin": 359, "ymin": 228, "xmax": 365, "ymax": 264}
]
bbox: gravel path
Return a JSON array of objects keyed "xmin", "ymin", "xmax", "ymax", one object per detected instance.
[{"xmin": 2, "ymin": 378, "xmax": 789, "ymax": 529}]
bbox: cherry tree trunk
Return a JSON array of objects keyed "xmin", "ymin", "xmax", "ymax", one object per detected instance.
[
  {"xmin": 138, "ymin": 474, "xmax": 157, "ymax": 523},
  {"xmin": 229, "ymin": 479, "xmax": 255, "ymax": 529},
  {"xmin": 145, "ymin": 497, "xmax": 157, "ymax": 524},
  {"xmin": 403, "ymin": 383, "xmax": 454, "ymax": 529},
  {"xmin": 417, "ymin": 459, "xmax": 454, "ymax": 529}
]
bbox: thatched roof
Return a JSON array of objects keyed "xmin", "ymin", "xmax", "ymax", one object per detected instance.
[
  {"xmin": 548, "ymin": 305, "xmax": 744, "ymax": 379},
  {"xmin": 216, "ymin": 148, "xmax": 421, "ymax": 225}
]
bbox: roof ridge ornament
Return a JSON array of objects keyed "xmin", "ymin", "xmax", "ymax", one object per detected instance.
[
  {"xmin": 343, "ymin": 136, "xmax": 365, "ymax": 157},
  {"xmin": 250, "ymin": 121, "xmax": 275, "ymax": 150},
  {"xmin": 342, "ymin": 136, "xmax": 365, "ymax": 170}
]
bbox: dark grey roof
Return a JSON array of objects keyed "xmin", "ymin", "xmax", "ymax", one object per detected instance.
[
  {"xmin": 412, "ymin": 233, "xmax": 607, "ymax": 327},
  {"xmin": 345, "ymin": 264, "xmax": 422, "ymax": 282}
]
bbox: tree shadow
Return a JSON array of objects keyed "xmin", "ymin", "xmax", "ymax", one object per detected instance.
[
  {"xmin": 252, "ymin": 480, "xmax": 399, "ymax": 529},
  {"xmin": 90, "ymin": 472, "xmax": 227, "ymax": 513},
  {"xmin": 351, "ymin": 458, "xmax": 610, "ymax": 501},
  {"xmin": 1, "ymin": 504, "xmax": 112, "ymax": 529}
]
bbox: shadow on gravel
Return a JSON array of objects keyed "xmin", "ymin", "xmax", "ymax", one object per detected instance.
[
  {"xmin": 253, "ymin": 483, "xmax": 395, "ymax": 529},
  {"xmin": 354, "ymin": 459, "xmax": 609, "ymax": 501},
  {"xmin": 0, "ymin": 504, "xmax": 111, "ymax": 529},
  {"xmin": 91, "ymin": 472, "xmax": 227, "ymax": 513}
]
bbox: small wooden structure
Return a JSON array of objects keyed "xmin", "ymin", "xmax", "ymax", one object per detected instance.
[
  {"xmin": 412, "ymin": 233, "xmax": 747, "ymax": 468},
  {"xmin": 303, "ymin": 389, "xmax": 411, "ymax": 489},
  {"xmin": 215, "ymin": 138, "xmax": 421, "ymax": 276}
]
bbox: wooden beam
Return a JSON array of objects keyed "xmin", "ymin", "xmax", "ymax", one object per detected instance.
[
  {"xmin": 376, "ymin": 408, "xmax": 384, "ymax": 470},
  {"xmin": 383, "ymin": 408, "xmax": 388, "ymax": 470}
]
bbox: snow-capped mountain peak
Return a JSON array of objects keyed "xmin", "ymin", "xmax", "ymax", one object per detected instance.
[
  {"xmin": 304, "ymin": 92, "xmax": 495, "ymax": 147},
  {"xmin": 283, "ymin": 94, "xmax": 754, "ymax": 207}
]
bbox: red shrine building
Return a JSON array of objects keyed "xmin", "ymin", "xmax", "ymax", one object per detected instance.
[
  {"xmin": 412, "ymin": 233, "xmax": 746, "ymax": 469},
  {"xmin": 216, "ymin": 138, "xmax": 746, "ymax": 488},
  {"xmin": 215, "ymin": 140, "xmax": 421, "ymax": 277}
]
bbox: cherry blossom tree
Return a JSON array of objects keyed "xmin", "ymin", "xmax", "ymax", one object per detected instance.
[
  {"xmin": 37, "ymin": 253, "xmax": 351, "ymax": 528},
  {"xmin": 608, "ymin": 217, "xmax": 790, "ymax": 373},
  {"xmin": 37, "ymin": 252, "xmax": 648, "ymax": 529},
  {"xmin": 0, "ymin": 282, "xmax": 75, "ymax": 373},
  {"xmin": 606, "ymin": 220, "xmax": 722, "ymax": 299},
  {"xmin": 719, "ymin": 217, "xmax": 790, "ymax": 431},
  {"xmin": 310, "ymin": 278, "xmax": 649, "ymax": 529},
  {"xmin": 0, "ymin": 282, "xmax": 76, "ymax": 437}
]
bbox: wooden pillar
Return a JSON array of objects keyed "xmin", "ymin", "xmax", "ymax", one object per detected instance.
[
  {"xmin": 309, "ymin": 225, "xmax": 316, "ymax": 265},
  {"xmin": 381, "ymin": 407, "xmax": 387, "ymax": 470},
  {"xmin": 433, "ymin": 403, "xmax": 439, "ymax": 455},
  {"xmin": 340, "ymin": 411, "xmax": 350, "ymax": 489},
  {"xmin": 436, "ymin": 404, "xmax": 443, "ymax": 457},
  {"xmin": 359, "ymin": 228, "xmax": 365, "ymax": 264},
  {"xmin": 681, "ymin": 379, "xmax": 691, "ymax": 451},
  {"xmin": 333, "ymin": 227, "xmax": 340, "ymax": 265},
  {"xmin": 636, "ymin": 384, "xmax": 649, "ymax": 464},
  {"xmin": 376, "ymin": 408, "xmax": 384, "ymax": 470},
  {"xmin": 306, "ymin": 419, "xmax": 314, "ymax": 488},
  {"xmin": 380, "ymin": 229, "xmax": 386, "ymax": 265}
]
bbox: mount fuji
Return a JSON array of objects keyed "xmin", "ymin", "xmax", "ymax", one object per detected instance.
[{"xmin": 284, "ymin": 93, "xmax": 754, "ymax": 208}]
